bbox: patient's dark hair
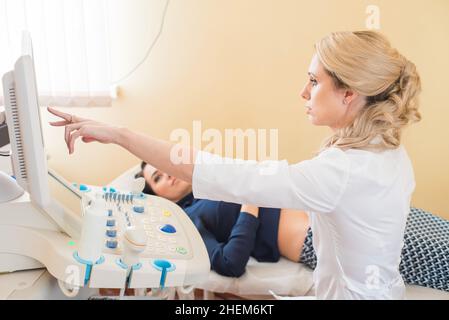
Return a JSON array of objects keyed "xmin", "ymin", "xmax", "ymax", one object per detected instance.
[{"xmin": 134, "ymin": 161, "xmax": 156, "ymax": 195}]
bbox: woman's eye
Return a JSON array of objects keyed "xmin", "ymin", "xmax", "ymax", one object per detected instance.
[
  {"xmin": 310, "ymin": 78, "xmax": 317, "ymax": 86},
  {"xmin": 154, "ymin": 175, "xmax": 160, "ymax": 183}
]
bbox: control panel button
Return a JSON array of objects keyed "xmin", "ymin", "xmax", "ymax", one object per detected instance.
[
  {"xmin": 136, "ymin": 192, "xmax": 147, "ymax": 199},
  {"xmin": 108, "ymin": 209, "xmax": 113, "ymax": 217},
  {"xmin": 163, "ymin": 210, "xmax": 172, "ymax": 217},
  {"xmin": 106, "ymin": 219, "xmax": 116, "ymax": 227},
  {"xmin": 73, "ymin": 183, "xmax": 90, "ymax": 192},
  {"xmin": 160, "ymin": 224, "xmax": 176, "ymax": 234},
  {"xmin": 106, "ymin": 240, "xmax": 118, "ymax": 249},
  {"xmin": 176, "ymin": 247, "xmax": 187, "ymax": 255},
  {"xmin": 133, "ymin": 206, "xmax": 145, "ymax": 214},
  {"xmin": 109, "ymin": 187, "xmax": 117, "ymax": 193},
  {"xmin": 106, "ymin": 229, "xmax": 117, "ymax": 237}
]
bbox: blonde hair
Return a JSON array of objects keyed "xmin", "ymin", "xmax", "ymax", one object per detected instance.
[{"xmin": 315, "ymin": 31, "xmax": 421, "ymax": 151}]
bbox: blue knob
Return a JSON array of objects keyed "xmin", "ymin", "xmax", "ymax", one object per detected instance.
[
  {"xmin": 152, "ymin": 259, "xmax": 175, "ymax": 289},
  {"xmin": 152, "ymin": 259, "xmax": 173, "ymax": 271},
  {"xmin": 133, "ymin": 206, "xmax": 145, "ymax": 214},
  {"xmin": 109, "ymin": 187, "xmax": 116, "ymax": 193},
  {"xmin": 106, "ymin": 240, "xmax": 118, "ymax": 249},
  {"xmin": 106, "ymin": 229, "xmax": 117, "ymax": 237},
  {"xmin": 160, "ymin": 224, "xmax": 176, "ymax": 234},
  {"xmin": 108, "ymin": 209, "xmax": 113, "ymax": 217},
  {"xmin": 106, "ymin": 219, "xmax": 116, "ymax": 227},
  {"xmin": 79, "ymin": 184, "xmax": 89, "ymax": 192}
]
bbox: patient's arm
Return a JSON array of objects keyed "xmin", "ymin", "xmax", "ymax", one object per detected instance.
[{"xmin": 200, "ymin": 211, "xmax": 260, "ymax": 277}]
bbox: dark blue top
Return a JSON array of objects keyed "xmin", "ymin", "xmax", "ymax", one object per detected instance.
[{"xmin": 177, "ymin": 193, "xmax": 281, "ymax": 277}]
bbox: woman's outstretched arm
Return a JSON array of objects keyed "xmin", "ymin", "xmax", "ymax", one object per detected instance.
[
  {"xmin": 47, "ymin": 107, "xmax": 196, "ymax": 183},
  {"xmin": 117, "ymin": 128, "xmax": 196, "ymax": 183},
  {"xmin": 48, "ymin": 107, "xmax": 349, "ymax": 211}
]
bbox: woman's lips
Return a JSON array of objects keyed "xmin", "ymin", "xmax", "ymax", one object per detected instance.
[{"xmin": 305, "ymin": 105, "xmax": 312, "ymax": 114}]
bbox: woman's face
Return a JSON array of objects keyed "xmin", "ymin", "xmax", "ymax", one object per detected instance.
[
  {"xmin": 143, "ymin": 165, "xmax": 192, "ymax": 202},
  {"xmin": 300, "ymin": 54, "xmax": 354, "ymax": 130}
]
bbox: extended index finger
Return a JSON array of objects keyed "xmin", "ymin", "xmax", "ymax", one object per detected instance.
[{"xmin": 47, "ymin": 107, "xmax": 71, "ymax": 121}]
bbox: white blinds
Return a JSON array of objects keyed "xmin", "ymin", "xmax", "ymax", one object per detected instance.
[{"xmin": 0, "ymin": 0, "xmax": 113, "ymax": 107}]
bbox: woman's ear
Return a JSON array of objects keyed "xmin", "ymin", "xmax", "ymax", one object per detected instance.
[{"xmin": 342, "ymin": 89, "xmax": 358, "ymax": 106}]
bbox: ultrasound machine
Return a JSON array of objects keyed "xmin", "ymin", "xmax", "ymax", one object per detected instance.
[{"xmin": 0, "ymin": 34, "xmax": 209, "ymax": 299}]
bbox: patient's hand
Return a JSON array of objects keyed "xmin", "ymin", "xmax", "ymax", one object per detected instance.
[{"xmin": 241, "ymin": 204, "xmax": 259, "ymax": 218}]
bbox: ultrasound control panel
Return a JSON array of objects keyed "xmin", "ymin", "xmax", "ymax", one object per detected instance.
[
  {"xmin": 68, "ymin": 182, "xmax": 210, "ymax": 290},
  {"xmin": 74, "ymin": 183, "xmax": 194, "ymax": 260}
]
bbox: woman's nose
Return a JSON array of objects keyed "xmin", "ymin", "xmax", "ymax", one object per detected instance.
[{"xmin": 300, "ymin": 83, "xmax": 310, "ymax": 100}]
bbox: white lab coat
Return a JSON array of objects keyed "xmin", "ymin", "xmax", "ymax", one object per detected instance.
[{"xmin": 192, "ymin": 145, "xmax": 415, "ymax": 300}]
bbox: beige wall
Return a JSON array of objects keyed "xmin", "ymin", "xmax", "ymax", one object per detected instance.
[{"xmin": 41, "ymin": 0, "xmax": 449, "ymax": 219}]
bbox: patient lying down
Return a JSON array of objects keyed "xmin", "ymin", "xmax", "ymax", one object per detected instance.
[{"xmin": 137, "ymin": 162, "xmax": 449, "ymax": 292}]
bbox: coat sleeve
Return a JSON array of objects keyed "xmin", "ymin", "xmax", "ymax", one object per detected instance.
[{"xmin": 192, "ymin": 148, "xmax": 351, "ymax": 214}]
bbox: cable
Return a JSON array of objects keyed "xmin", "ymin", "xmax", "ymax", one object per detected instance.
[{"xmin": 110, "ymin": 0, "xmax": 171, "ymax": 85}]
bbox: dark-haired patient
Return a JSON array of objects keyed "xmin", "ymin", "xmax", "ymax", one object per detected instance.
[{"xmin": 137, "ymin": 162, "xmax": 449, "ymax": 292}]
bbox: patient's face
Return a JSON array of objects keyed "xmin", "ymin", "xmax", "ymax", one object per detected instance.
[{"xmin": 143, "ymin": 165, "xmax": 192, "ymax": 202}]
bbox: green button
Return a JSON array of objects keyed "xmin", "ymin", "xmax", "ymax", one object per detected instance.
[{"xmin": 176, "ymin": 247, "xmax": 187, "ymax": 255}]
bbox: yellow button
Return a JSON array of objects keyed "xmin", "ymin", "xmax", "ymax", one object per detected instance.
[{"xmin": 163, "ymin": 210, "xmax": 172, "ymax": 217}]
